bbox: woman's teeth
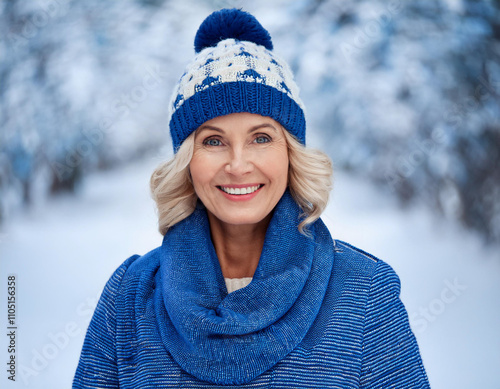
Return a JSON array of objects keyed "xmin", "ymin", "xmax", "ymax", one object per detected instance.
[{"xmin": 219, "ymin": 185, "xmax": 261, "ymax": 195}]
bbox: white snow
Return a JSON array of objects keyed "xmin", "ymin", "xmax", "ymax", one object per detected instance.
[{"xmin": 0, "ymin": 153, "xmax": 499, "ymax": 388}]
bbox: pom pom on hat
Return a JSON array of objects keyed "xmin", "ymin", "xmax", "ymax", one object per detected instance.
[{"xmin": 194, "ymin": 8, "xmax": 273, "ymax": 53}]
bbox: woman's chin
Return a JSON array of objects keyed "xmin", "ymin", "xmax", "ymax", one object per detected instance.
[{"xmin": 207, "ymin": 210, "xmax": 271, "ymax": 228}]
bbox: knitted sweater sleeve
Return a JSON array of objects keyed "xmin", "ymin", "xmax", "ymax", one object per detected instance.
[
  {"xmin": 360, "ymin": 260, "xmax": 431, "ymax": 388},
  {"xmin": 73, "ymin": 254, "xmax": 139, "ymax": 389}
]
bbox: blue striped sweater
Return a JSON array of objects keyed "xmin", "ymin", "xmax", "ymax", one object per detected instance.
[{"xmin": 73, "ymin": 193, "xmax": 430, "ymax": 388}]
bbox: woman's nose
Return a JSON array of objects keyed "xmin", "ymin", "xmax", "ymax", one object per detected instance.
[{"xmin": 224, "ymin": 149, "xmax": 254, "ymax": 175}]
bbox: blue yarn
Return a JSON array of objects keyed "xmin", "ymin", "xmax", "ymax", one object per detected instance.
[
  {"xmin": 194, "ymin": 8, "xmax": 273, "ymax": 53},
  {"xmin": 73, "ymin": 191, "xmax": 431, "ymax": 387},
  {"xmin": 170, "ymin": 82, "xmax": 306, "ymax": 151}
]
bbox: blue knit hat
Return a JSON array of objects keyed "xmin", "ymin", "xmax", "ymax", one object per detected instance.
[{"xmin": 168, "ymin": 8, "xmax": 306, "ymax": 152}]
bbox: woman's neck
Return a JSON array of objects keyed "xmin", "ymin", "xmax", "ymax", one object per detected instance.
[{"xmin": 207, "ymin": 212, "xmax": 272, "ymax": 279}]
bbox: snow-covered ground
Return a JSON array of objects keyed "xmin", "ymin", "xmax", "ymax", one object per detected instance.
[{"xmin": 0, "ymin": 152, "xmax": 499, "ymax": 388}]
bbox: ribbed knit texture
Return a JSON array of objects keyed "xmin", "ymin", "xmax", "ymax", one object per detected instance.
[
  {"xmin": 73, "ymin": 192, "xmax": 430, "ymax": 388},
  {"xmin": 170, "ymin": 80, "xmax": 306, "ymax": 150}
]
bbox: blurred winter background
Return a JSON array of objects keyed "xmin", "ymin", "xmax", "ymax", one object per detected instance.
[{"xmin": 1, "ymin": 0, "xmax": 499, "ymax": 387}]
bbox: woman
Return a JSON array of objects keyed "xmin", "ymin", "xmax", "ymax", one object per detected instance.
[{"xmin": 73, "ymin": 9, "xmax": 430, "ymax": 388}]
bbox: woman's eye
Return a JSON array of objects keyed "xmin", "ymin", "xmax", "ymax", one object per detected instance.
[
  {"xmin": 254, "ymin": 135, "xmax": 271, "ymax": 144},
  {"xmin": 204, "ymin": 138, "xmax": 222, "ymax": 146}
]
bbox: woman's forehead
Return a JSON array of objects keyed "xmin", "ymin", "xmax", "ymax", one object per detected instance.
[{"xmin": 196, "ymin": 113, "xmax": 284, "ymax": 135}]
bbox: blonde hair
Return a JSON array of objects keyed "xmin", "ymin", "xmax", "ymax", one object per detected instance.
[{"xmin": 150, "ymin": 130, "xmax": 333, "ymax": 236}]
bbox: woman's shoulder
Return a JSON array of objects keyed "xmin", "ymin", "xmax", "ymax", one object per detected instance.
[
  {"xmin": 104, "ymin": 245, "xmax": 163, "ymax": 288},
  {"xmin": 92, "ymin": 246, "xmax": 163, "ymax": 308},
  {"xmin": 332, "ymin": 239, "xmax": 379, "ymax": 271},
  {"xmin": 125, "ymin": 246, "xmax": 162, "ymax": 274},
  {"xmin": 331, "ymin": 239, "xmax": 401, "ymax": 290}
]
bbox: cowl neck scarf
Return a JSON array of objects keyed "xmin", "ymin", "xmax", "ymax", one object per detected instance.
[{"xmin": 154, "ymin": 190, "xmax": 335, "ymax": 385}]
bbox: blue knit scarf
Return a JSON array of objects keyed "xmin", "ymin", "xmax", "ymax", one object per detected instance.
[{"xmin": 154, "ymin": 191, "xmax": 335, "ymax": 385}]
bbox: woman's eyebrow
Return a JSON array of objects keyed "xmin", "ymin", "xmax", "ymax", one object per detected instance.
[
  {"xmin": 196, "ymin": 125, "xmax": 224, "ymax": 134},
  {"xmin": 249, "ymin": 123, "xmax": 278, "ymax": 134}
]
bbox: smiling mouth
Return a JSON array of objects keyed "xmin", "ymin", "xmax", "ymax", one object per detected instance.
[{"xmin": 217, "ymin": 184, "xmax": 264, "ymax": 195}]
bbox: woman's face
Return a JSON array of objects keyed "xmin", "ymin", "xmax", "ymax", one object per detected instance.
[{"xmin": 190, "ymin": 112, "xmax": 289, "ymax": 228}]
